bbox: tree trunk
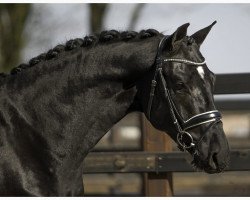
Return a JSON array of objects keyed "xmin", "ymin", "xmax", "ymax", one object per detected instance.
[
  {"xmin": 89, "ymin": 3, "xmax": 108, "ymax": 34},
  {"xmin": 0, "ymin": 4, "xmax": 31, "ymax": 72},
  {"xmin": 128, "ymin": 4, "xmax": 145, "ymax": 30}
]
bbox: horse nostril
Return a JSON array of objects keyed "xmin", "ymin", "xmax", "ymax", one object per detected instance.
[{"xmin": 209, "ymin": 153, "xmax": 219, "ymax": 170}]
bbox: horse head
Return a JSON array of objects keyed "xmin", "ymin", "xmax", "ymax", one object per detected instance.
[{"xmin": 137, "ymin": 22, "xmax": 230, "ymax": 173}]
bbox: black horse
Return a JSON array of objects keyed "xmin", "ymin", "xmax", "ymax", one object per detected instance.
[{"xmin": 0, "ymin": 22, "xmax": 229, "ymax": 196}]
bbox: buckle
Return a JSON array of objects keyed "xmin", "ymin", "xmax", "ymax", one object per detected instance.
[{"xmin": 177, "ymin": 131, "xmax": 195, "ymax": 149}]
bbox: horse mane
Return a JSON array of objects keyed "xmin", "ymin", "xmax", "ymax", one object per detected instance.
[{"xmin": 0, "ymin": 29, "xmax": 160, "ymax": 78}]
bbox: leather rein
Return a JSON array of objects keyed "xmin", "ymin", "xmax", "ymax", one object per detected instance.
[{"xmin": 147, "ymin": 36, "xmax": 222, "ymax": 151}]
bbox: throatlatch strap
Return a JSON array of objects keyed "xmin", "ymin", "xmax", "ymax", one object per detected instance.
[{"xmin": 147, "ymin": 36, "xmax": 169, "ymax": 120}]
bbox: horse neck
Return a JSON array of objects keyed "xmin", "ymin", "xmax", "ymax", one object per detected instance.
[{"xmin": 1, "ymin": 37, "xmax": 160, "ymax": 170}]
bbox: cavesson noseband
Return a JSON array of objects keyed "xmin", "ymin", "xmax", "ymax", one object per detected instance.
[{"xmin": 147, "ymin": 36, "xmax": 222, "ymax": 151}]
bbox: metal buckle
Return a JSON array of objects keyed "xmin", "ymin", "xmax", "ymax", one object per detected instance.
[{"xmin": 177, "ymin": 131, "xmax": 195, "ymax": 149}]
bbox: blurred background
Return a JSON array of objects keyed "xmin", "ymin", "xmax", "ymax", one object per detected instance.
[{"xmin": 0, "ymin": 3, "xmax": 250, "ymax": 196}]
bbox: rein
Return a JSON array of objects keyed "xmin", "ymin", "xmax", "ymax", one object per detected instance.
[{"xmin": 147, "ymin": 36, "xmax": 222, "ymax": 151}]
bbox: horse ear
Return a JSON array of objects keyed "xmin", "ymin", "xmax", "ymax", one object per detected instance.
[
  {"xmin": 165, "ymin": 23, "xmax": 190, "ymax": 52},
  {"xmin": 191, "ymin": 21, "xmax": 217, "ymax": 47}
]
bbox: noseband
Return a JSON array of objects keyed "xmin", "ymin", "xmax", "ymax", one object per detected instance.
[{"xmin": 147, "ymin": 36, "xmax": 222, "ymax": 151}]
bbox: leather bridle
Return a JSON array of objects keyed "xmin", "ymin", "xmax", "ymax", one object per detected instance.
[{"xmin": 147, "ymin": 36, "xmax": 222, "ymax": 151}]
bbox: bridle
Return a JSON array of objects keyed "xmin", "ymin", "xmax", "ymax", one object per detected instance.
[{"xmin": 147, "ymin": 36, "xmax": 222, "ymax": 151}]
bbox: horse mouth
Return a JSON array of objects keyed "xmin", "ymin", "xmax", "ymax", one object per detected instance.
[{"xmin": 191, "ymin": 152, "xmax": 229, "ymax": 174}]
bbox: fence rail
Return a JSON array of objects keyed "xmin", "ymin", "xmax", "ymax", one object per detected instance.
[
  {"xmin": 215, "ymin": 99, "xmax": 250, "ymax": 110},
  {"xmin": 215, "ymin": 73, "xmax": 250, "ymax": 94},
  {"xmin": 83, "ymin": 149, "xmax": 250, "ymax": 174}
]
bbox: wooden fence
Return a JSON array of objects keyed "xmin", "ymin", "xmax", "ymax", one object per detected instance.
[{"xmin": 83, "ymin": 73, "xmax": 250, "ymax": 196}]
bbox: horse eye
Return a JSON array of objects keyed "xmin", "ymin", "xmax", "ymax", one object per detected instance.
[{"xmin": 175, "ymin": 82, "xmax": 185, "ymax": 91}]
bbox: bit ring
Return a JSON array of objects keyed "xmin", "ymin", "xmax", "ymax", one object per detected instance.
[{"xmin": 177, "ymin": 131, "xmax": 195, "ymax": 149}]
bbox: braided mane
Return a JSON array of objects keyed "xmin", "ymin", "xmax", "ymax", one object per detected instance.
[{"xmin": 0, "ymin": 29, "xmax": 160, "ymax": 78}]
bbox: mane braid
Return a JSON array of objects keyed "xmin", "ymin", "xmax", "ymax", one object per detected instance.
[{"xmin": 1, "ymin": 29, "xmax": 160, "ymax": 77}]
